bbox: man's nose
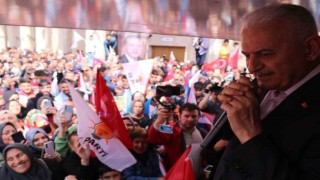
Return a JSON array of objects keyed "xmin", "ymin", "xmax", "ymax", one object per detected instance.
[{"xmin": 247, "ymin": 55, "xmax": 262, "ymax": 73}]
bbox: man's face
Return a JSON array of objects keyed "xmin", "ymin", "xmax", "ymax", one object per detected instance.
[
  {"xmin": 106, "ymin": 35, "xmax": 112, "ymax": 41},
  {"xmin": 125, "ymin": 37, "xmax": 142, "ymax": 59},
  {"xmin": 195, "ymin": 89, "xmax": 204, "ymax": 98},
  {"xmin": 132, "ymin": 136, "xmax": 148, "ymax": 154},
  {"xmin": 19, "ymin": 83, "xmax": 32, "ymax": 94},
  {"xmin": 101, "ymin": 171, "xmax": 121, "ymax": 180},
  {"xmin": 149, "ymin": 74, "xmax": 158, "ymax": 84},
  {"xmin": 69, "ymin": 134, "xmax": 80, "ymax": 152},
  {"xmin": 64, "ymin": 73, "xmax": 75, "ymax": 83},
  {"xmin": 0, "ymin": 112, "xmax": 17, "ymax": 123},
  {"xmin": 65, "ymin": 63, "xmax": 73, "ymax": 71},
  {"xmin": 40, "ymin": 85, "xmax": 51, "ymax": 95},
  {"xmin": 122, "ymin": 78, "xmax": 130, "ymax": 89},
  {"xmin": 210, "ymin": 92, "xmax": 219, "ymax": 102},
  {"xmin": 179, "ymin": 110, "xmax": 199, "ymax": 131},
  {"xmin": 242, "ymin": 23, "xmax": 308, "ymax": 91},
  {"xmin": 60, "ymin": 83, "xmax": 70, "ymax": 95}
]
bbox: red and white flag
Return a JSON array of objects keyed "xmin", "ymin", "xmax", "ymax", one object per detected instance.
[
  {"xmin": 95, "ymin": 70, "xmax": 133, "ymax": 148},
  {"xmin": 202, "ymin": 58, "xmax": 228, "ymax": 73},
  {"xmin": 186, "ymin": 70, "xmax": 201, "ymax": 104},
  {"xmin": 122, "ymin": 59, "xmax": 154, "ymax": 94},
  {"xmin": 198, "ymin": 112, "xmax": 214, "ymax": 132},
  {"xmin": 69, "ymin": 83, "xmax": 136, "ymax": 171},
  {"xmin": 166, "ymin": 144, "xmax": 202, "ymax": 180},
  {"xmin": 228, "ymin": 45, "xmax": 240, "ymax": 69},
  {"xmin": 163, "ymin": 51, "xmax": 176, "ymax": 82}
]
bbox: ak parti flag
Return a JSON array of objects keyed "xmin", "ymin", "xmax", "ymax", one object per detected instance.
[
  {"xmin": 122, "ymin": 59, "xmax": 154, "ymax": 94},
  {"xmin": 165, "ymin": 145, "xmax": 196, "ymax": 180},
  {"xmin": 68, "ymin": 83, "xmax": 136, "ymax": 171},
  {"xmin": 95, "ymin": 70, "xmax": 133, "ymax": 149}
]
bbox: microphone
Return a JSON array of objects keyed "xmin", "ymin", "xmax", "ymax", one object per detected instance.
[
  {"xmin": 200, "ymin": 111, "xmax": 229, "ymax": 150},
  {"xmin": 201, "ymin": 77, "xmax": 260, "ymax": 150}
]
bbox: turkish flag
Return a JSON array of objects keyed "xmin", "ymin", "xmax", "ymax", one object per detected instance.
[
  {"xmin": 95, "ymin": 70, "xmax": 133, "ymax": 148},
  {"xmin": 228, "ymin": 46, "xmax": 240, "ymax": 69},
  {"xmin": 163, "ymin": 51, "xmax": 176, "ymax": 82},
  {"xmin": 202, "ymin": 58, "xmax": 227, "ymax": 72},
  {"xmin": 165, "ymin": 145, "xmax": 195, "ymax": 180}
]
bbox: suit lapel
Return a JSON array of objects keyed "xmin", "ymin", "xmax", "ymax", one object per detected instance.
[{"xmin": 262, "ymin": 73, "xmax": 320, "ymax": 131}]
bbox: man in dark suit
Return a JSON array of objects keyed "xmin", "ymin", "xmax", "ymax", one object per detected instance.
[
  {"xmin": 119, "ymin": 35, "xmax": 144, "ymax": 63},
  {"xmin": 213, "ymin": 4, "xmax": 320, "ymax": 179}
]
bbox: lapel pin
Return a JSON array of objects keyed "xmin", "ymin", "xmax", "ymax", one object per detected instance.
[{"xmin": 301, "ymin": 102, "xmax": 308, "ymax": 109}]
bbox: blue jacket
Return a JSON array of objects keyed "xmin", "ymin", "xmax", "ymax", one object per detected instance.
[{"xmin": 122, "ymin": 148, "xmax": 164, "ymax": 180}]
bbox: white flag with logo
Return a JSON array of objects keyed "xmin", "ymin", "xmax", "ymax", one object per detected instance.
[
  {"xmin": 69, "ymin": 84, "xmax": 136, "ymax": 171},
  {"xmin": 122, "ymin": 59, "xmax": 154, "ymax": 93}
]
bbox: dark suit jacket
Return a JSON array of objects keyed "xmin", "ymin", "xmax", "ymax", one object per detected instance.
[
  {"xmin": 213, "ymin": 73, "xmax": 320, "ymax": 180},
  {"xmin": 119, "ymin": 55, "xmax": 142, "ymax": 63}
]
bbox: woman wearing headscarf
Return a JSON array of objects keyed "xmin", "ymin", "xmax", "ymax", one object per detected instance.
[
  {"xmin": 0, "ymin": 143, "xmax": 52, "ymax": 180},
  {"xmin": 25, "ymin": 128, "xmax": 65, "ymax": 180},
  {"xmin": 25, "ymin": 128, "xmax": 60, "ymax": 159},
  {"xmin": 0, "ymin": 122, "xmax": 18, "ymax": 153},
  {"xmin": 0, "ymin": 122, "xmax": 28, "ymax": 167}
]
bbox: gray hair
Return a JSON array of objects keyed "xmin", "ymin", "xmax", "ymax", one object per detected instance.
[{"xmin": 241, "ymin": 3, "xmax": 318, "ymax": 41}]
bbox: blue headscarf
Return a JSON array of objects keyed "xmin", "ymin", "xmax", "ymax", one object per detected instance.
[{"xmin": 25, "ymin": 128, "xmax": 49, "ymax": 154}]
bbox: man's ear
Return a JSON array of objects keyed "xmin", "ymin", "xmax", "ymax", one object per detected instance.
[{"xmin": 305, "ymin": 36, "xmax": 320, "ymax": 61}]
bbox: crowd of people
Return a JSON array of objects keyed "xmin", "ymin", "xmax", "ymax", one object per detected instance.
[
  {"xmin": 0, "ymin": 31, "xmax": 239, "ymax": 179},
  {"xmin": 0, "ymin": 3, "xmax": 319, "ymax": 180}
]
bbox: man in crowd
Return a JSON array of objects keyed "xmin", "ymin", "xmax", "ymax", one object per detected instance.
[
  {"xmin": 148, "ymin": 103, "xmax": 207, "ymax": 170},
  {"xmin": 213, "ymin": 4, "xmax": 320, "ymax": 179},
  {"xmin": 193, "ymin": 37, "xmax": 209, "ymax": 69},
  {"xmin": 54, "ymin": 79, "xmax": 71, "ymax": 111},
  {"xmin": 198, "ymin": 83, "xmax": 223, "ymax": 116},
  {"xmin": 119, "ymin": 35, "xmax": 144, "ymax": 63},
  {"xmin": 104, "ymin": 33, "xmax": 118, "ymax": 60}
]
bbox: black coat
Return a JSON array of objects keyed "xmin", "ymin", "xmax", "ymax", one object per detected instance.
[
  {"xmin": 62, "ymin": 151, "xmax": 100, "ymax": 180},
  {"xmin": 213, "ymin": 73, "xmax": 320, "ymax": 180}
]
